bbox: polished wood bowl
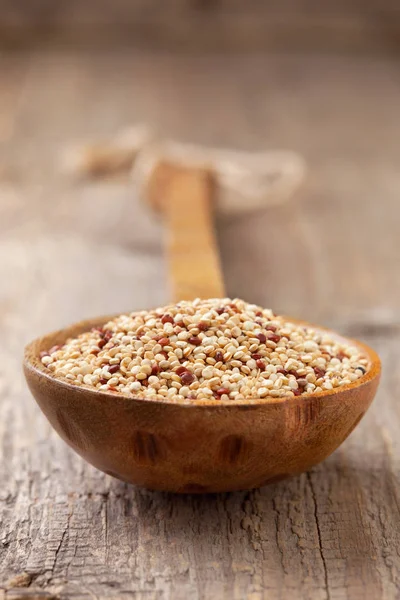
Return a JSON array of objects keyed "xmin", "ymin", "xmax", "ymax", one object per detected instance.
[{"xmin": 24, "ymin": 316, "xmax": 381, "ymax": 493}]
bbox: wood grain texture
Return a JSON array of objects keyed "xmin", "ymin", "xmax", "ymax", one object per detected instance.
[
  {"xmin": 1, "ymin": 50, "xmax": 400, "ymax": 598},
  {"xmin": 148, "ymin": 163, "xmax": 225, "ymax": 301}
]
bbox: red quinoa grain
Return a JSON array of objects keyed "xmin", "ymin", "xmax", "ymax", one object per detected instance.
[
  {"xmin": 268, "ymin": 334, "xmax": 281, "ymax": 343},
  {"xmin": 314, "ymin": 367, "xmax": 326, "ymax": 379},
  {"xmin": 161, "ymin": 314, "xmax": 174, "ymax": 325},
  {"xmin": 176, "ymin": 366, "xmax": 187, "ymax": 376},
  {"xmin": 180, "ymin": 371, "xmax": 195, "ymax": 385},
  {"xmin": 216, "ymin": 387, "xmax": 230, "ymax": 396}
]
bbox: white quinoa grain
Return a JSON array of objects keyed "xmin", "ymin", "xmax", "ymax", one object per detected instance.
[
  {"xmin": 202, "ymin": 366, "xmax": 214, "ymax": 379},
  {"xmin": 41, "ymin": 356, "xmax": 53, "ymax": 366},
  {"xmin": 41, "ymin": 298, "xmax": 369, "ymax": 403}
]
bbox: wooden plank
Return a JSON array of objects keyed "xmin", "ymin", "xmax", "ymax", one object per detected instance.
[
  {"xmin": 1, "ymin": 1, "xmax": 400, "ymax": 53},
  {"xmin": 0, "ymin": 51, "xmax": 399, "ymax": 599}
]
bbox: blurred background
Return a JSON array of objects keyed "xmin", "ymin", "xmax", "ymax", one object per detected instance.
[
  {"xmin": 1, "ymin": 0, "xmax": 400, "ymax": 53},
  {"xmin": 0, "ymin": 5, "xmax": 399, "ymax": 430},
  {"xmin": 2, "ymin": 0, "xmax": 399, "ymax": 336}
]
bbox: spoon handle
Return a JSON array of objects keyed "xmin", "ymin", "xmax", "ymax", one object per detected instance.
[{"xmin": 148, "ymin": 162, "xmax": 226, "ymax": 302}]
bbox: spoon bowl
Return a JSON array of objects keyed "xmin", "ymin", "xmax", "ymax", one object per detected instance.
[{"xmin": 24, "ymin": 315, "xmax": 381, "ymax": 493}]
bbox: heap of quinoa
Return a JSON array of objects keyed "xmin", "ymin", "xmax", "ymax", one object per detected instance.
[{"xmin": 40, "ymin": 298, "xmax": 369, "ymax": 402}]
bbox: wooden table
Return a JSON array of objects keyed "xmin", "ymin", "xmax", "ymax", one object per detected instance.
[{"xmin": 1, "ymin": 50, "xmax": 399, "ymax": 600}]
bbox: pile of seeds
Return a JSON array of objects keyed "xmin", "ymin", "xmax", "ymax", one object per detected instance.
[{"xmin": 40, "ymin": 298, "xmax": 369, "ymax": 402}]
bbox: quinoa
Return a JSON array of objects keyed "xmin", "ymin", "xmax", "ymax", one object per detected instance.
[{"xmin": 40, "ymin": 298, "xmax": 370, "ymax": 402}]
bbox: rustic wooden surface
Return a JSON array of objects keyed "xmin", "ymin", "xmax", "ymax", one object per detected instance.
[
  {"xmin": 0, "ymin": 51, "xmax": 400, "ymax": 599},
  {"xmin": 1, "ymin": 0, "xmax": 400, "ymax": 54}
]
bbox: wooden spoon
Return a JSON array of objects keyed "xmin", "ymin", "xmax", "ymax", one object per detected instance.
[{"xmin": 24, "ymin": 165, "xmax": 381, "ymax": 493}]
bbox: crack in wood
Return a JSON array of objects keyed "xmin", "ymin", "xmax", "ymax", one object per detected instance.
[
  {"xmin": 307, "ymin": 472, "xmax": 330, "ymax": 600},
  {"xmin": 271, "ymin": 497, "xmax": 289, "ymax": 577}
]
